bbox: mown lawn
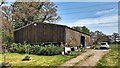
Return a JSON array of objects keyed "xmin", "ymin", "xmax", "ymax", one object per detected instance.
[
  {"xmin": 0, "ymin": 53, "xmax": 75, "ymax": 66},
  {"xmin": 0, "ymin": 52, "xmax": 81, "ymax": 66},
  {"xmin": 97, "ymin": 44, "xmax": 119, "ymax": 67}
]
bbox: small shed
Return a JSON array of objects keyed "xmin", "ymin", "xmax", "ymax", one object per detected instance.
[{"xmin": 14, "ymin": 22, "xmax": 92, "ymax": 47}]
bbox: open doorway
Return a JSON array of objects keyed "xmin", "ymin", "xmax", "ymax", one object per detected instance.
[{"xmin": 81, "ymin": 36, "xmax": 85, "ymax": 48}]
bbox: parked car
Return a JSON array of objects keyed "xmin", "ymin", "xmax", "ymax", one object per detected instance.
[{"xmin": 100, "ymin": 42, "xmax": 109, "ymax": 49}]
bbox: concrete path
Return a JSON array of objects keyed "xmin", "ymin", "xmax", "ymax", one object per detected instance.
[{"xmin": 57, "ymin": 49, "xmax": 109, "ymax": 68}]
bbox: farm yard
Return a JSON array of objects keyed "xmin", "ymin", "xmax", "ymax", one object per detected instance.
[
  {"xmin": 0, "ymin": 44, "xmax": 119, "ymax": 67},
  {"xmin": 0, "ymin": 46, "xmax": 82, "ymax": 66},
  {"xmin": 0, "ymin": 1, "xmax": 119, "ymax": 67},
  {"xmin": 97, "ymin": 44, "xmax": 119, "ymax": 67}
]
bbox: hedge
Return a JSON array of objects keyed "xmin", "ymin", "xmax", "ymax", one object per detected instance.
[{"xmin": 9, "ymin": 43, "xmax": 63, "ymax": 56}]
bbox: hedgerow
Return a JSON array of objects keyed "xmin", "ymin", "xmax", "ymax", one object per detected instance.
[{"xmin": 9, "ymin": 43, "xmax": 62, "ymax": 56}]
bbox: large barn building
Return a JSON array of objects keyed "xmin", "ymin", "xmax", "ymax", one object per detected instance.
[{"xmin": 14, "ymin": 23, "xmax": 92, "ymax": 47}]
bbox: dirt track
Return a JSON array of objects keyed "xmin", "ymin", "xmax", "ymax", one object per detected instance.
[
  {"xmin": 58, "ymin": 49, "xmax": 109, "ymax": 68},
  {"xmin": 75, "ymin": 49, "xmax": 109, "ymax": 66}
]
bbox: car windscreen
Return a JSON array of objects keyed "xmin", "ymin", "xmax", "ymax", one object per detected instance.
[{"xmin": 101, "ymin": 43, "xmax": 106, "ymax": 45}]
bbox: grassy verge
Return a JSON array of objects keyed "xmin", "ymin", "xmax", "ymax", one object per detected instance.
[
  {"xmin": 94, "ymin": 44, "xmax": 101, "ymax": 49},
  {"xmin": 0, "ymin": 49, "xmax": 83, "ymax": 66},
  {"xmin": 97, "ymin": 44, "xmax": 119, "ymax": 67},
  {"xmin": 0, "ymin": 53, "xmax": 75, "ymax": 66}
]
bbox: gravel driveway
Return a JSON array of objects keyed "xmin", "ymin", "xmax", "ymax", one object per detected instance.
[
  {"xmin": 57, "ymin": 49, "xmax": 109, "ymax": 68},
  {"xmin": 75, "ymin": 49, "xmax": 109, "ymax": 66}
]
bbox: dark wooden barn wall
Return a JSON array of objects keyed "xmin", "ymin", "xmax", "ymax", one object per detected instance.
[
  {"xmin": 14, "ymin": 23, "xmax": 92, "ymax": 46},
  {"xmin": 85, "ymin": 35, "xmax": 92, "ymax": 46},
  {"xmin": 14, "ymin": 23, "xmax": 65, "ymax": 44},
  {"xmin": 65, "ymin": 28, "xmax": 81, "ymax": 47},
  {"xmin": 65, "ymin": 28, "xmax": 92, "ymax": 47},
  {"xmin": 36, "ymin": 23, "xmax": 65, "ymax": 43}
]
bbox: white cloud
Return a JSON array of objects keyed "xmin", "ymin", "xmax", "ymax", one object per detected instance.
[
  {"xmin": 71, "ymin": 14, "xmax": 118, "ymax": 27},
  {"xmin": 57, "ymin": 14, "xmax": 118, "ymax": 35},
  {"xmin": 96, "ymin": 8, "xmax": 116, "ymax": 15}
]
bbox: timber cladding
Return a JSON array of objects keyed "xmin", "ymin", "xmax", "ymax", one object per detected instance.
[
  {"xmin": 85, "ymin": 35, "xmax": 92, "ymax": 46},
  {"xmin": 65, "ymin": 28, "xmax": 80, "ymax": 47},
  {"xmin": 14, "ymin": 23, "xmax": 65, "ymax": 44},
  {"xmin": 14, "ymin": 22, "xmax": 92, "ymax": 47}
]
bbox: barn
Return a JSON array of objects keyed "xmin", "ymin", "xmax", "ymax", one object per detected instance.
[{"xmin": 14, "ymin": 22, "xmax": 92, "ymax": 48}]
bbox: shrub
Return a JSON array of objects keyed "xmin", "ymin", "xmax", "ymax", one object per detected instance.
[
  {"xmin": 9, "ymin": 43, "xmax": 18, "ymax": 53},
  {"xmin": 9, "ymin": 43, "xmax": 62, "ymax": 56}
]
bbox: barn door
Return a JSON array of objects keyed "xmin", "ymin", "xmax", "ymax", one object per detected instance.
[{"xmin": 81, "ymin": 36, "xmax": 85, "ymax": 48}]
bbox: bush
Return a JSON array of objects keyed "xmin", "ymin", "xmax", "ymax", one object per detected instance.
[{"xmin": 9, "ymin": 43, "xmax": 62, "ymax": 56}]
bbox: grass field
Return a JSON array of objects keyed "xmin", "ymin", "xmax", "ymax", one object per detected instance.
[
  {"xmin": 0, "ymin": 53, "xmax": 76, "ymax": 66},
  {"xmin": 97, "ymin": 44, "xmax": 119, "ymax": 67}
]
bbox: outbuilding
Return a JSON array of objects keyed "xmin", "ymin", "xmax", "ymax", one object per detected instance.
[{"xmin": 14, "ymin": 22, "xmax": 92, "ymax": 48}]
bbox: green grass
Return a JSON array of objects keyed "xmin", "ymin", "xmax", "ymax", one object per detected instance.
[
  {"xmin": 95, "ymin": 44, "xmax": 100, "ymax": 49},
  {"xmin": 97, "ymin": 44, "xmax": 119, "ymax": 67},
  {"xmin": 0, "ymin": 53, "xmax": 75, "ymax": 66}
]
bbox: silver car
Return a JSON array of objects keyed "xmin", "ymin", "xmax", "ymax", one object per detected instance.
[{"xmin": 100, "ymin": 42, "xmax": 109, "ymax": 49}]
